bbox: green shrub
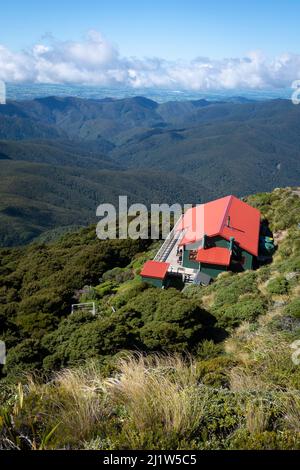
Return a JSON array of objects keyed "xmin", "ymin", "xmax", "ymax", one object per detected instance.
[
  {"xmin": 4, "ymin": 339, "xmax": 43, "ymax": 376},
  {"xmin": 110, "ymin": 280, "xmax": 148, "ymax": 309},
  {"xmin": 102, "ymin": 267, "xmax": 134, "ymax": 283},
  {"xmin": 94, "ymin": 281, "xmax": 118, "ymax": 299},
  {"xmin": 227, "ymin": 429, "xmax": 300, "ymax": 450},
  {"xmin": 195, "ymin": 356, "xmax": 236, "ymax": 388},
  {"xmin": 196, "ymin": 339, "xmax": 223, "ymax": 359},
  {"xmin": 284, "ymin": 298, "xmax": 300, "ymax": 319},
  {"xmin": 267, "ymin": 276, "xmax": 290, "ymax": 295},
  {"xmin": 16, "ymin": 312, "xmax": 59, "ymax": 339},
  {"xmin": 197, "ymin": 388, "xmax": 242, "ymax": 440},
  {"xmin": 38, "ymin": 288, "xmax": 216, "ymax": 370},
  {"xmin": 213, "ymin": 297, "xmax": 267, "ymax": 329}
]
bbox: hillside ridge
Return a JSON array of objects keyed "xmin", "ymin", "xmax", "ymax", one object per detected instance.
[{"xmin": 1, "ymin": 186, "xmax": 300, "ymax": 450}]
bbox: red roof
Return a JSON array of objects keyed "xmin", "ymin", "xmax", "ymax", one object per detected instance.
[
  {"xmin": 196, "ymin": 247, "xmax": 231, "ymax": 266},
  {"xmin": 178, "ymin": 195, "xmax": 260, "ymax": 256},
  {"xmin": 140, "ymin": 260, "xmax": 170, "ymax": 280}
]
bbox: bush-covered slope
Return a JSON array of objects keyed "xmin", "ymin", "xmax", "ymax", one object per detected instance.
[
  {"xmin": 0, "ymin": 160, "xmax": 210, "ymax": 246},
  {"xmin": 0, "ymin": 187, "xmax": 300, "ymax": 449},
  {"xmin": 1, "ymin": 97, "xmax": 300, "ymax": 247}
]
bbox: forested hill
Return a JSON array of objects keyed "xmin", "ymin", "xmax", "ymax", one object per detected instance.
[
  {"xmin": 1, "ymin": 187, "xmax": 300, "ymax": 450},
  {"xmin": 1, "ymin": 97, "xmax": 300, "ymax": 246}
]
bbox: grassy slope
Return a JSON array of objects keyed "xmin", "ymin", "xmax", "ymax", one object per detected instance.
[{"xmin": 0, "ymin": 187, "xmax": 300, "ymax": 449}]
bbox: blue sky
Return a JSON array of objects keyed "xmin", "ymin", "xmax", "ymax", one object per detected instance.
[
  {"xmin": 2, "ymin": 0, "xmax": 300, "ymax": 59},
  {"xmin": 1, "ymin": 1, "xmax": 300, "ymax": 89}
]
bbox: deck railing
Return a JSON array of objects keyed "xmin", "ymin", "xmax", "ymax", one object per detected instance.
[{"xmin": 154, "ymin": 217, "xmax": 183, "ymax": 262}]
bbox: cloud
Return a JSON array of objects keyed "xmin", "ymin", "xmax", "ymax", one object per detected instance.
[{"xmin": 0, "ymin": 30, "xmax": 300, "ymax": 89}]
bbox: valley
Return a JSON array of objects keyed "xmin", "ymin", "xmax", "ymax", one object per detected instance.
[{"xmin": 0, "ymin": 96, "xmax": 300, "ymax": 246}]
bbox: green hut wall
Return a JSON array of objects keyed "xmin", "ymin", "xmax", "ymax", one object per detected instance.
[{"xmin": 141, "ymin": 276, "xmax": 164, "ymax": 288}]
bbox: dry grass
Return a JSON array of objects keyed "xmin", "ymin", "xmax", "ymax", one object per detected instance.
[
  {"xmin": 258, "ymin": 304, "xmax": 285, "ymax": 327},
  {"xmin": 283, "ymin": 392, "xmax": 300, "ymax": 432},
  {"xmin": 22, "ymin": 362, "xmax": 108, "ymax": 446},
  {"xmin": 3, "ymin": 351, "xmax": 300, "ymax": 450},
  {"xmin": 224, "ymin": 322, "xmax": 255, "ymax": 365},
  {"xmin": 49, "ymin": 364, "xmax": 107, "ymax": 441},
  {"xmin": 7, "ymin": 355, "xmax": 209, "ymax": 448},
  {"xmin": 228, "ymin": 326, "xmax": 297, "ymax": 393},
  {"xmin": 201, "ymin": 292, "xmax": 215, "ymax": 309},
  {"xmin": 273, "ymin": 229, "xmax": 288, "ymax": 244},
  {"xmin": 230, "ymin": 367, "xmax": 269, "ymax": 392},
  {"xmin": 245, "ymin": 399, "xmax": 269, "ymax": 434},
  {"xmin": 257, "ymin": 271, "xmax": 279, "ymax": 296},
  {"xmin": 105, "ymin": 354, "xmax": 208, "ymax": 436}
]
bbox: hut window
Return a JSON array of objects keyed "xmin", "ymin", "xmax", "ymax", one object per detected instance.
[{"xmin": 189, "ymin": 250, "xmax": 197, "ymax": 261}]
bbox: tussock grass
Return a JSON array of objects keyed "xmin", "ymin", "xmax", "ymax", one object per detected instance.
[
  {"xmin": 245, "ymin": 399, "xmax": 269, "ymax": 434},
  {"xmin": 230, "ymin": 367, "xmax": 268, "ymax": 392},
  {"xmin": 1, "ymin": 355, "xmax": 209, "ymax": 449},
  {"xmin": 2, "ymin": 351, "xmax": 300, "ymax": 449},
  {"xmin": 228, "ymin": 327, "xmax": 300, "ymax": 392},
  {"xmin": 48, "ymin": 363, "xmax": 107, "ymax": 442},
  {"xmin": 105, "ymin": 354, "xmax": 208, "ymax": 437},
  {"xmin": 283, "ymin": 393, "xmax": 300, "ymax": 432},
  {"xmin": 17, "ymin": 362, "xmax": 109, "ymax": 448}
]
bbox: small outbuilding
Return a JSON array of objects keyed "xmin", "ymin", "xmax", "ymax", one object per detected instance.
[{"xmin": 140, "ymin": 260, "xmax": 170, "ymax": 287}]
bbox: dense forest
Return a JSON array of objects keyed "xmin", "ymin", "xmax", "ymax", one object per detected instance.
[{"xmin": 1, "ymin": 187, "xmax": 300, "ymax": 449}]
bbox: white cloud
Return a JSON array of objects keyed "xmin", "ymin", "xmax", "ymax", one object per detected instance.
[{"xmin": 0, "ymin": 31, "xmax": 300, "ymax": 89}]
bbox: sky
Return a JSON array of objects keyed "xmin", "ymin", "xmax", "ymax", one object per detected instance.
[{"xmin": 1, "ymin": 0, "xmax": 300, "ymax": 89}]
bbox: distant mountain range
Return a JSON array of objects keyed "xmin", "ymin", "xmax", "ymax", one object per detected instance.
[
  {"xmin": 0, "ymin": 96, "xmax": 299, "ymax": 246},
  {"xmin": 6, "ymin": 83, "xmax": 293, "ymax": 102}
]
